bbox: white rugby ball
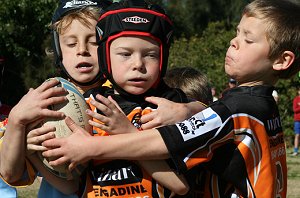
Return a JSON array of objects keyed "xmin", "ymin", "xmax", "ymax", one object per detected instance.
[{"xmin": 38, "ymin": 77, "xmax": 91, "ymax": 179}]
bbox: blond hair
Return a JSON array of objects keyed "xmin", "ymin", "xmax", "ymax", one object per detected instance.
[
  {"xmin": 244, "ymin": 0, "xmax": 300, "ymax": 79},
  {"xmin": 51, "ymin": 7, "xmax": 101, "ymax": 34}
]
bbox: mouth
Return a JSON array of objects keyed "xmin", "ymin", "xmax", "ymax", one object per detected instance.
[
  {"xmin": 128, "ymin": 78, "xmax": 147, "ymax": 85},
  {"xmin": 76, "ymin": 62, "xmax": 94, "ymax": 73},
  {"xmin": 76, "ymin": 62, "xmax": 93, "ymax": 69},
  {"xmin": 225, "ymin": 55, "xmax": 234, "ymax": 63}
]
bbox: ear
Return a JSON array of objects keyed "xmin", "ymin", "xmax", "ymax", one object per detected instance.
[{"xmin": 273, "ymin": 51, "xmax": 295, "ymax": 71}]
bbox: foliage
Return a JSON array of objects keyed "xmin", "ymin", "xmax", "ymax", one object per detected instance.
[
  {"xmin": 0, "ymin": 0, "xmax": 57, "ymax": 105},
  {"xmin": 169, "ymin": 21, "xmax": 236, "ymax": 93},
  {"xmin": 164, "ymin": 0, "xmax": 248, "ymax": 38}
]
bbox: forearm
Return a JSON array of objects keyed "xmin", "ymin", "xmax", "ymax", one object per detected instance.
[
  {"xmin": 0, "ymin": 120, "xmax": 26, "ymax": 182},
  {"xmin": 138, "ymin": 160, "xmax": 189, "ymax": 195},
  {"xmin": 27, "ymin": 154, "xmax": 78, "ymax": 195},
  {"xmin": 90, "ymin": 129, "xmax": 169, "ymax": 160}
]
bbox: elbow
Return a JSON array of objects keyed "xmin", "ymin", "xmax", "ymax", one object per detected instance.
[
  {"xmin": 172, "ymin": 183, "xmax": 190, "ymax": 196},
  {"xmin": 0, "ymin": 170, "xmax": 18, "ymax": 184},
  {"xmin": 0, "ymin": 165, "xmax": 24, "ymax": 184}
]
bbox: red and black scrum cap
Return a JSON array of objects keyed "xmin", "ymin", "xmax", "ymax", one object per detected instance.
[{"xmin": 96, "ymin": 0, "xmax": 173, "ymax": 83}]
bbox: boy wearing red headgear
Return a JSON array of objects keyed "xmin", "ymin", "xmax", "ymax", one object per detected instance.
[{"xmin": 79, "ymin": 0, "xmax": 192, "ymax": 197}]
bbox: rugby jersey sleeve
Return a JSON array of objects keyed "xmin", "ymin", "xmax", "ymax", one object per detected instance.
[{"xmin": 158, "ymin": 103, "xmax": 233, "ymax": 173}]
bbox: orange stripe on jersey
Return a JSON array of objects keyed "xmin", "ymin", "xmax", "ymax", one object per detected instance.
[
  {"xmin": 185, "ymin": 131, "xmax": 234, "ymax": 170},
  {"xmin": 232, "ymin": 114, "xmax": 287, "ymax": 197}
]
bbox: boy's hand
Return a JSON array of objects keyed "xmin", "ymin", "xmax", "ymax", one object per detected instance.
[
  {"xmin": 86, "ymin": 94, "xmax": 138, "ymax": 134},
  {"xmin": 140, "ymin": 97, "xmax": 189, "ymax": 129},
  {"xmin": 9, "ymin": 79, "xmax": 67, "ymax": 128},
  {"xmin": 42, "ymin": 117, "xmax": 92, "ymax": 171},
  {"xmin": 26, "ymin": 125, "xmax": 56, "ymax": 156}
]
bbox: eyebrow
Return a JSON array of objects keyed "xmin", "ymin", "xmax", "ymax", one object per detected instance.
[
  {"xmin": 237, "ymin": 26, "xmax": 252, "ymax": 36},
  {"xmin": 113, "ymin": 46, "xmax": 159, "ymax": 51}
]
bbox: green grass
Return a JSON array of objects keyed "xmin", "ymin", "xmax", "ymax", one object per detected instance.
[
  {"xmin": 17, "ymin": 150, "xmax": 300, "ymax": 198},
  {"xmin": 17, "ymin": 179, "xmax": 39, "ymax": 198},
  {"xmin": 286, "ymin": 147, "xmax": 300, "ymax": 197}
]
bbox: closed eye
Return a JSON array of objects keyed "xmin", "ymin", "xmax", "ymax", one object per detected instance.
[{"xmin": 67, "ymin": 43, "xmax": 77, "ymax": 47}]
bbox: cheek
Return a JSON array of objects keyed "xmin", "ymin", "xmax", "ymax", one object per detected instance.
[
  {"xmin": 62, "ymin": 54, "xmax": 74, "ymax": 71},
  {"xmin": 147, "ymin": 61, "xmax": 160, "ymax": 77},
  {"xmin": 90, "ymin": 48, "xmax": 98, "ymax": 60},
  {"xmin": 111, "ymin": 63, "xmax": 125, "ymax": 84}
]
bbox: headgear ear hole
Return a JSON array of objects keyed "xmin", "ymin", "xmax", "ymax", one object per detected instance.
[{"xmin": 52, "ymin": 30, "xmax": 62, "ymax": 65}]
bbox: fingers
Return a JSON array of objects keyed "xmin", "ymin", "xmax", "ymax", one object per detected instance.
[
  {"xmin": 69, "ymin": 162, "xmax": 76, "ymax": 172},
  {"xmin": 27, "ymin": 126, "xmax": 56, "ymax": 144},
  {"xmin": 108, "ymin": 96, "xmax": 124, "ymax": 114},
  {"xmin": 27, "ymin": 126, "xmax": 56, "ymax": 155},
  {"xmin": 141, "ymin": 119, "xmax": 162, "ymax": 130},
  {"xmin": 144, "ymin": 96, "xmax": 162, "ymax": 106},
  {"xmin": 92, "ymin": 95, "xmax": 114, "ymax": 116},
  {"xmin": 86, "ymin": 109, "xmax": 107, "ymax": 123},
  {"xmin": 88, "ymin": 119, "xmax": 107, "ymax": 131},
  {"xmin": 140, "ymin": 111, "xmax": 155, "ymax": 124},
  {"xmin": 40, "ymin": 108, "xmax": 65, "ymax": 119},
  {"xmin": 48, "ymin": 155, "xmax": 70, "ymax": 167},
  {"xmin": 64, "ymin": 116, "xmax": 82, "ymax": 133},
  {"xmin": 36, "ymin": 78, "xmax": 60, "ymax": 92},
  {"xmin": 42, "ymin": 137, "xmax": 62, "ymax": 148},
  {"xmin": 141, "ymin": 111, "xmax": 164, "ymax": 129},
  {"xmin": 27, "ymin": 144, "xmax": 48, "ymax": 152},
  {"xmin": 95, "ymin": 94, "xmax": 125, "ymax": 115},
  {"xmin": 41, "ymin": 87, "xmax": 68, "ymax": 102}
]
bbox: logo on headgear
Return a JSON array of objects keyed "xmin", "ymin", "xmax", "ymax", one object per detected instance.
[
  {"xmin": 96, "ymin": 26, "xmax": 104, "ymax": 40},
  {"xmin": 122, "ymin": 16, "xmax": 150, "ymax": 24},
  {"xmin": 63, "ymin": 0, "xmax": 97, "ymax": 8}
]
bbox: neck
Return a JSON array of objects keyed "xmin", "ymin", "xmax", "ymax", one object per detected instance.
[
  {"xmin": 70, "ymin": 80, "xmax": 102, "ymax": 94},
  {"xmin": 238, "ymin": 79, "xmax": 277, "ymax": 87}
]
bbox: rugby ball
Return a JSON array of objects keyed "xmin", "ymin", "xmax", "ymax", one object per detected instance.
[{"xmin": 38, "ymin": 77, "xmax": 91, "ymax": 179}]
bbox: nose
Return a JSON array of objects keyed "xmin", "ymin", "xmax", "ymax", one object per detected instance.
[
  {"xmin": 77, "ymin": 43, "xmax": 90, "ymax": 56},
  {"xmin": 230, "ymin": 37, "xmax": 238, "ymax": 49},
  {"xmin": 132, "ymin": 54, "xmax": 145, "ymax": 71}
]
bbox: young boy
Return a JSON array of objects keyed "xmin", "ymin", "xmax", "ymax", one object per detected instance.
[
  {"xmin": 80, "ymin": 0, "xmax": 191, "ymax": 196},
  {"xmin": 43, "ymin": 0, "xmax": 300, "ymax": 197}
]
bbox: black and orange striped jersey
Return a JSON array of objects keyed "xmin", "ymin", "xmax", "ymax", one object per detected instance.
[
  {"xmin": 83, "ymin": 81, "xmax": 188, "ymax": 198},
  {"xmin": 158, "ymin": 85, "xmax": 287, "ymax": 198}
]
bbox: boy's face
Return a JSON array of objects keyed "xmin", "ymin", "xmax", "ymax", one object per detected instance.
[
  {"xmin": 225, "ymin": 15, "xmax": 274, "ymax": 85},
  {"xmin": 110, "ymin": 36, "xmax": 160, "ymax": 95},
  {"xmin": 59, "ymin": 18, "xmax": 99, "ymax": 84}
]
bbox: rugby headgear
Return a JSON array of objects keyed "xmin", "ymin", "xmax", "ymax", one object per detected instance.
[
  {"xmin": 52, "ymin": 0, "xmax": 112, "ymax": 86},
  {"xmin": 96, "ymin": 0, "xmax": 173, "ymax": 96}
]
